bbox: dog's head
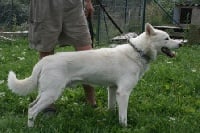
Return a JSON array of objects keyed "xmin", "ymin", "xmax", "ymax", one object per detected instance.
[{"xmin": 145, "ymin": 23, "xmax": 183, "ymax": 58}]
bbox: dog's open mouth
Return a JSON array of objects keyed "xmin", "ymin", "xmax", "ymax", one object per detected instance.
[{"xmin": 161, "ymin": 47, "xmax": 175, "ymax": 58}]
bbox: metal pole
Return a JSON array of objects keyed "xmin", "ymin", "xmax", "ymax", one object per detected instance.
[
  {"xmin": 96, "ymin": 1, "xmax": 101, "ymax": 45},
  {"xmin": 11, "ymin": 0, "xmax": 13, "ymax": 17},
  {"xmin": 124, "ymin": 0, "xmax": 128, "ymax": 24},
  {"xmin": 142, "ymin": 0, "xmax": 147, "ymax": 32},
  {"xmin": 9, "ymin": 0, "xmax": 14, "ymax": 29}
]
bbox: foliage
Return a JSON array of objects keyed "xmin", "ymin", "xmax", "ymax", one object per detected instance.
[
  {"xmin": 146, "ymin": 0, "xmax": 176, "ymax": 25},
  {"xmin": 0, "ymin": 0, "xmax": 29, "ymax": 30},
  {"xmin": 0, "ymin": 39, "xmax": 200, "ymax": 132}
]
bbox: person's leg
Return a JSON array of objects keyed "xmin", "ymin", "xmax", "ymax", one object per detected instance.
[
  {"xmin": 60, "ymin": 0, "xmax": 96, "ymax": 106},
  {"xmin": 39, "ymin": 51, "xmax": 54, "ymax": 59},
  {"xmin": 28, "ymin": 0, "xmax": 62, "ymax": 113},
  {"xmin": 75, "ymin": 45, "xmax": 96, "ymax": 106}
]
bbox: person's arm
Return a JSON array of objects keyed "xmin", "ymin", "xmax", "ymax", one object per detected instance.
[{"xmin": 85, "ymin": 0, "xmax": 94, "ymax": 17}]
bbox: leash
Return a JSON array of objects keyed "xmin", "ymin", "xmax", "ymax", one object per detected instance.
[
  {"xmin": 83, "ymin": 0, "xmax": 94, "ymax": 48},
  {"xmin": 87, "ymin": 15, "xmax": 94, "ymax": 48}
]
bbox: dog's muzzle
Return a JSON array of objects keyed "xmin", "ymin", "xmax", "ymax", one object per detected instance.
[{"xmin": 161, "ymin": 47, "xmax": 175, "ymax": 58}]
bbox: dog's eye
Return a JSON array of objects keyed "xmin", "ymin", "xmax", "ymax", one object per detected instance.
[{"xmin": 165, "ymin": 37, "xmax": 169, "ymax": 40}]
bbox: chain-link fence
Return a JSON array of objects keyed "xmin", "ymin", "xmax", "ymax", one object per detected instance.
[
  {"xmin": 0, "ymin": 0, "xmax": 145, "ymax": 44},
  {"xmin": 92, "ymin": 0, "xmax": 144, "ymax": 45}
]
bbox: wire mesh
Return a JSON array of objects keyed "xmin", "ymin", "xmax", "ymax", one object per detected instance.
[
  {"xmin": 0, "ymin": 0, "xmax": 144, "ymax": 45},
  {"xmin": 93, "ymin": 0, "xmax": 144, "ymax": 45}
]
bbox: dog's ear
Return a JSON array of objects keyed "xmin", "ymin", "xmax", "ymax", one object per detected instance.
[{"xmin": 145, "ymin": 23, "xmax": 156, "ymax": 36}]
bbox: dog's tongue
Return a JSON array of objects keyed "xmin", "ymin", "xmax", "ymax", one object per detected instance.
[{"xmin": 161, "ymin": 47, "xmax": 175, "ymax": 58}]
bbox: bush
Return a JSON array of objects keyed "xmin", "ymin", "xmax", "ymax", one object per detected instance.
[{"xmin": 0, "ymin": 0, "xmax": 28, "ymax": 31}]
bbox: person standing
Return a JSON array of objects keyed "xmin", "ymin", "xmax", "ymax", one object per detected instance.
[{"xmin": 28, "ymin": 0, "xmax": 96, "ymax": 112}]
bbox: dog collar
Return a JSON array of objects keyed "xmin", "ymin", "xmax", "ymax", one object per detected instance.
[{"xmin": 128, "ymin": 40, "xmax": 151, "ymax": 62}]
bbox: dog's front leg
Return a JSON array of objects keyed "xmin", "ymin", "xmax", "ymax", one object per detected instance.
[
  {"xmin": 116, "ymin": 89, "xmax": 131, "ymax": 127},
  {"xmin": 107, "ymin": 86, "xmax": 117, "ymax": 110}
]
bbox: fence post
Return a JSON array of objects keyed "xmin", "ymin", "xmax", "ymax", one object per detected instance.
[
  {"xmin": 96, "ymin": 1, "xmax": 101, "ymax": 45},
  {"xmin": 124, "ymin": 0, "xmax": 128, "ymax": 24},
  {"xmin": 142, "ymin": 0, "xmax": 147, "ymax": 32}
]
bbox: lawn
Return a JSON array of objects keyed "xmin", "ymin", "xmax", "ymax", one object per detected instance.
[{"xmin": 0, "ymin": 39, "xmax": 199, "ymax": 133}]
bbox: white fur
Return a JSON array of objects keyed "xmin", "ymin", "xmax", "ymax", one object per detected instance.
[{"xmin": 7, "ymin": 23, "xmax": 182, "ymax": 127}]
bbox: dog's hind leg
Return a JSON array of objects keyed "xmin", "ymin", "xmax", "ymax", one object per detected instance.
[
  {"xmin": 29, "ymin": 94, "xmax": 41, "ymax": 108},
  {"xmin": 27, "ymin": 86, "xmax": 64, "ymax": 127},
  {"xmin": 107, "ymin": 86, "xmax": 117, "ymax": 110}
]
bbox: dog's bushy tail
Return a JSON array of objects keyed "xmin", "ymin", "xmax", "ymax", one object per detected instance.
[{"xmin": 8, "ymin": 64, "xmax": 41, "ymax": 96}]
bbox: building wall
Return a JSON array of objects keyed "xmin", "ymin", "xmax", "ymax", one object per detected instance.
[
  {"xmin": 173, "ymin": 5, "xmax": 200, "ymax": 26},
  {"xmin": 191, "ymin": 7, "xmax": 200, "ymax": 25},
  {"xmin": 173, "ymin": 7, "xmax": 180, "ymax": 24}
]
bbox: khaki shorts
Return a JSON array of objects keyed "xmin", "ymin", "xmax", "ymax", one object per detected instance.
[{"xmin": 29, "ymin": 0, "xmax": 92, "ymax": 52}]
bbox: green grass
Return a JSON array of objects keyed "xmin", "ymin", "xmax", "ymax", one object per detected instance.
[{"xmin": 0, "ymin": 39, "xmax": 200, "ymax": 133}]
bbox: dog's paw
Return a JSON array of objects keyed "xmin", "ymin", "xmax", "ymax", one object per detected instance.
[{"xmin": 28, "ymin": 118, "xmax": 34, "ymax": 127}]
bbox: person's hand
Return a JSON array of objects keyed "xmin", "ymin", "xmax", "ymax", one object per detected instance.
[{"xmin": 85, "ymin": 0, "xmax": 94, "ymax": 17}]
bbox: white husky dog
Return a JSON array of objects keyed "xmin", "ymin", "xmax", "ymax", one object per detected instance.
[{"xmin": 8, "ymin": 23, "xmax": 182, "ymax": 127}]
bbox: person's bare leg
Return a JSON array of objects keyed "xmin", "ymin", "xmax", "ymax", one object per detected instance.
[
  {"xmin": 82, "ymin": 84, "xmax": 96, "ymax": 106},
  {"xmin": 39, "ymin": 50, "xmax": 54, "ymax": 59},
  {"xmin": 75, "ymin": 45, "xmax": 96, "ymax": 106}
]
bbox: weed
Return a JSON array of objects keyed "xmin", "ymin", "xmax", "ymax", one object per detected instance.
[{"xmin": 0, "ymin": 39, "xmax": 200, "ymax": 132}]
